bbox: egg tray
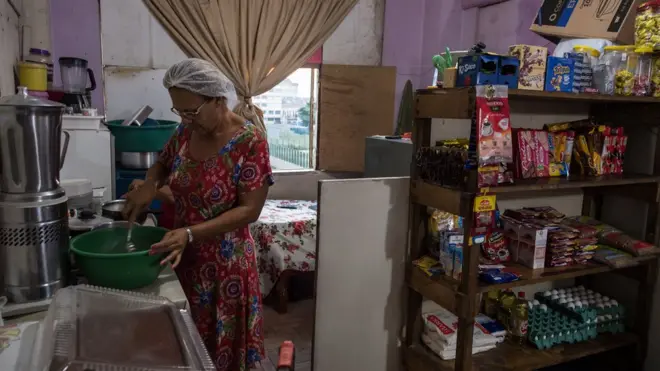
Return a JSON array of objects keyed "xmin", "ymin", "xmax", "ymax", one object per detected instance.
[
  {"xmin": 528, "ymin": 304, "xmax": 624, "ymax": 350},
  {"xmin": 534, "ymin": 292, "xmax": 597, "ymax": 323}
]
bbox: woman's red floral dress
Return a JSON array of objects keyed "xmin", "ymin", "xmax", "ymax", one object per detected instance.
[{"xmin": 158, "ymin": 123, "xmax": 273, "ymax": 371}]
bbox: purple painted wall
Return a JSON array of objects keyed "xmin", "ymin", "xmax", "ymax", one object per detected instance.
[
  {"xmin": 383, "ymin": 0, "xmax": 553, "ymax": 124},
  {"xmin": 381, "ymin": 0, "xmax": 426, "ymax": 122},
  {"xmin": 49, "ymin": 0, "xmax": 104, "ymax": 112}
]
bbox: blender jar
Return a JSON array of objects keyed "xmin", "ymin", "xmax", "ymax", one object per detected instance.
[{"xmin": 59, "ymin": 57, "xmax": 96, "ymax": 93}]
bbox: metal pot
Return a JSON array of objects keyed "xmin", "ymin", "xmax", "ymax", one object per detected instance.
[
  {"xmin": 119, "ymin": 152, "xmax": 159, "ymax": 169},
  {"xmin": 101, "ymin": 199, "xmax": 157, "ymax": 224}
]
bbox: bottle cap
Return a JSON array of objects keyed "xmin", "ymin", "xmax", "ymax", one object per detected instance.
[{"xmin": 518, "ymin": 292, "xmax": 525, "ymax": 298}]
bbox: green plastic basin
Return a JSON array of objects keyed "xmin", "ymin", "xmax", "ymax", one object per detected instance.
[
  {"xmin": 106, "ymin": 120, "xmax": 179, "ymax": 152},
  {"xmin": 70, "ymin": 225, "xmax": 169, "ymax": 290}
]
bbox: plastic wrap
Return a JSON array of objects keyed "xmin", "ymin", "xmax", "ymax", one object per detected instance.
[{"xmin": 33, "ymin": 285, "xmax": 214, "ymax": 371}]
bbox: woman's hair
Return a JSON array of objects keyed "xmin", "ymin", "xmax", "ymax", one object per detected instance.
[{"xmin": 163, "ymin": 58, "xmax": 238, "ymax": 110}]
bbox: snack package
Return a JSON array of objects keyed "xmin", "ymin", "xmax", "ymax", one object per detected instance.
[
  {"xmin": 481, "ymin": 230, "xmax": 510, "ymax": 264},
  {"xmin": 413, "ymin": 256, "xmax": 444, "ymax": 277},
  {"xmin": 476, "ymin": 85, "xmax": 513, "ymax": 166},
  {"xmin": 428, "ymin": 210, "xmax": 462, "ymax": 239},
  {"xmin": 592, "ymin": 245, "xmax": 637, "ymax": 268},
  {"xmin": 599, "ymin": 230, "xmax": 659, "ymax": 256},
  {"xmin": 533, "ymin": 130, "xmax": 550, "ymax": 177},
  {"xmin": 515, "ymin": 129, "xmax": 536, "ymax": 179},
  {"xmin": 523, "ymin": 206, "xmax": 565, "ymax": 222}
]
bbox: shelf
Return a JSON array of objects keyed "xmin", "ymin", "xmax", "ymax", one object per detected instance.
[
  {"xmin": 411, "ymin": 175, "xmax": 660, "ymax": 214},
  {"xmin": 415, "ymin": 87, "xmax": 660, "ymax": 119},
  {"xmin": 404, "ymin": 332, "xmax": 638, "ymax": 371},
  {"xmin": 491, "ymin": 174, "xmax": 660, "ymax": 194},
  {"xmin": 409, "ymin": 256, "xmax": 658, "ymax": 304}
]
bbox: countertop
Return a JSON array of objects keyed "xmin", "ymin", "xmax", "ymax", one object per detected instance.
[{"xmin": 3, "ymin": 265, "xmax": 188, "ymax": 325}]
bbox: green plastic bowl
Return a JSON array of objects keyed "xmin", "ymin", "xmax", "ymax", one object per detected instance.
[
  {"xmin": 106, "ymin": 120, "xmax": 179, "ymax": 152},
  {"xmin": 70, "ymin": 226, "xmax": 169, "ymax": 290}
]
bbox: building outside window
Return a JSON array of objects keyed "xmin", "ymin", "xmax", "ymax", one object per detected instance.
[{"xmin": 256, "ymin": 66, "xmax": 319, "ymax": 171}]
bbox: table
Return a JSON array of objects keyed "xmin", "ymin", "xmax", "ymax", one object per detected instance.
[{"xmin": 251, "ymin": 200, "xmax": 317, "ymax": 313}]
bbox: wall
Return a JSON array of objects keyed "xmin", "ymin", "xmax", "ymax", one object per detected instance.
[
  {"xmin": 382, "ymin": 0, "xmax": 552, "ymax": 122},
  {"xmin": 49, "ymin": 0, "xmax": 103, "ymax": 111},
  {"xmin": 98, "ymin": 0, "xmax": 383, "ymax": 121},
  {"xmin": 0, "ymin": 0, "xmax": 20, "ymax": 97}
]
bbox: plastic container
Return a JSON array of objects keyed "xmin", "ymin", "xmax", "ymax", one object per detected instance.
[
  {"xmin": 565, "ymin": 45, "xmax": 600, "ymax": 92},
  {"xmin": 598, "ymin": 45, "xmax": 638, "ymax": 96},
  {"xmin": 32, "ymin": 285, "xmax": 215, "ymax": 371},
  {"xmin": 635, "ymin": 1, "xmax": 660, "ymax": 50},
  {"xmin": 17, "ymin": 61, "xmax": 47, "ymax": 91},
  {"xmin": 634, "ymin": 46, "xmax": 654, "ymax": 96},
  {"xmin": 69, "ymin": 225, "xmax": 168, "ymax": 289},
  {"xmin": 106, "ymin": 119, "xmax": 179, "ymax": 152},
  {"xmin": 24, "ymin": 48, "xmax": 53, "ymax": 85}
]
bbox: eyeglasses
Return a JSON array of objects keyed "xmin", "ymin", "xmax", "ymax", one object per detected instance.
[{"xmin": 171, "ymin": 100, "xmax": 209, "ymax": 118}]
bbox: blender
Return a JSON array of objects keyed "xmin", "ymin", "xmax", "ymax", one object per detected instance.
[{"xmin": 56, "ymin": 57, "xmax": 97, "ymax": 113}]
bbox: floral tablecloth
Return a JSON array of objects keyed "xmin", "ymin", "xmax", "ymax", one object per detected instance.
[{"xmin": 251, "ymin": 200, "xmax": 317, "ymax": 296}]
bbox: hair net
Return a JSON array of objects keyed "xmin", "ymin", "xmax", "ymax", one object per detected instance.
[{"xmin": 163, "ymin": 58, "xmax": 238, "ymax": 110}]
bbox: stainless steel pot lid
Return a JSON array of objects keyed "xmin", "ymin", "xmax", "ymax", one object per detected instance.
[
  {"xmin": 69, "ymin": 209, "xmax": 114, "ymax": 231},
  {"xmin": 0, "ymin": 86, "xmax": 65, "ymax": 107}
]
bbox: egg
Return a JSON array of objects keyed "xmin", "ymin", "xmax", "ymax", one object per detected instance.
[
  {"xmin": 551, "ymin": 295, "xmax": 559, "ymax": 301},
  {"xmin": 559, "ymin": 298, "xmax": 567, "ymax": 304},
  {"xmin": 540, "ymin": 304, "xmax": 548, "ymax": 311},
  {"xmin": 543, "ymin": 291, "xmax": 552, "ymax": 297},
  {"xmin": 551, "ymin": 289, "xmax": 559, "ymax": 295},
  {"xmin": 603, "ymin": 296, "xmax": 610, "ymax": 301},
  {"xmin": 595, "ymin": 293, "xmax": 602, "ymax": 298},
  {"xmin": 596, "ymin": 304, "xmax": 605, "ymax": 310},
  {"xmin": 567, "ymin": 303, "xmax": 576, "ymax": 309},
  {"xmin": 610, "ymin": 299, "xmax": 618, "ymax": 306},
  {"xmin": 566, "ymin": 297, "xmax": 575, "ymax": 303},
  {"xmin": 533, "ymin": 300, "xmax": 540, "ymax": 306}
]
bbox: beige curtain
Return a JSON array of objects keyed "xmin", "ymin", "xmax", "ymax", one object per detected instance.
[{"xmin": 144, "ymin": 0, "xmax": 358, "ymax": 133}]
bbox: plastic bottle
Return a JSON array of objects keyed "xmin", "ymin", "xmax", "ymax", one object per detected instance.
[
  {"xmin": 497, "ymin": 290, "xmax": 517, "ymax": 330},
  {"xmin": 510, "ymin": 292, "xmax": 529, "ymax": 344},
  {"xmin": 484, "ymin": 290, "xmax": 501, "ymax": 318}
]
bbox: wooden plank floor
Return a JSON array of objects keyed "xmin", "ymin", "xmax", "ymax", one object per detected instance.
[{"xmin": 261, "ymin": 299, "xmax": 314, "ymax": 371}]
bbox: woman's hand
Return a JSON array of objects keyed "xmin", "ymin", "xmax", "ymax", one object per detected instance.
[
  {"xmin": 122, "ymin": 179, "xmax": 157, "ymax": 223},
  {"xmin": 150, "ymin": 228, "xmax": 188, "ymax": 268}
]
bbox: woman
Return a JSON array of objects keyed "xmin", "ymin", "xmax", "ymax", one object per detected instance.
[{"xmin": 123, "ymin": 58, "xmax": 272, "ymax": 370}]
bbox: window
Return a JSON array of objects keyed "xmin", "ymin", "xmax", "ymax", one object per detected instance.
[{"xmin": 257, "ymin": 67, "xmax": 319, "ymax": 171}]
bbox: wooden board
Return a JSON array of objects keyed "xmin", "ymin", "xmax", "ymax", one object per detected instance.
[
  {"xmin": 314, "ymin": 177, "xmax": 408, "ymax": 371},
  {"xmin": 318, "ymin": 64, "xmax": 396, "ymax": 172}
]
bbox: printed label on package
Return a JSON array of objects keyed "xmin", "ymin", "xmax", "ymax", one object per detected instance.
[
  {"xmin": 535, "ymin": 0, "xmax": 578, "ymax": 27},
  {"xmin": 607, "ymin": 0, "xmax": 633, "ymax": 32}
]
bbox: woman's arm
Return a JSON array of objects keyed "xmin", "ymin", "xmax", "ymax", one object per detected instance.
[
  {"xmin": 188, "ymin": 185, "xmax": 268, "ymax": 240},
  {"xmin": 143, "ymin": 162, "xmax": 170, "ymax": 193},
  {"xmin": 156, "ymin": 185, "xmax": 175, "ymax": 204}
]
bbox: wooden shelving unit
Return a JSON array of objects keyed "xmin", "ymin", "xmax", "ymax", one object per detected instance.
[{"xmin": 404, "ymin": 88, "xmax": 660, "ymax": 371}]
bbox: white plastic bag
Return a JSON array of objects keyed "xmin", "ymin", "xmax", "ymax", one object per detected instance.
[
  {"xmin": 421, "ymin": 301, "xmax": 498, "ymax": 347},
  {"xmin": 422, "ymin": 332, "xmax": 497, "ymax": 360}
]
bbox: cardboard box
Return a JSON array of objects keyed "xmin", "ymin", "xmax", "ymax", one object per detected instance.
[
  {"xmin": 509, "ymin": 238, "xmax": 547, "ymax": 269},
  {"xmin": 545, "ymin": 56, "xmax": 575, "ymax": 92},
  {"xmin": 456, "ymin": 54, "xmax": 499, "ymax": 86},
  {"xmin": 529, "ymin": 0, "xmax": 643, "ymax": 45},
  {"xmin": 509, "ymin": 45, "xmax": 548, "ymax": 91}
]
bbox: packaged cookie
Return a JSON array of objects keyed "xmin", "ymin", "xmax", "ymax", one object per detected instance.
[{"xmin": 534, "ymin": 130, "xmax": 550, "ymax": 177}]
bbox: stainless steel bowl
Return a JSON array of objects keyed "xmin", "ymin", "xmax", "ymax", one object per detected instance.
[{"xmin": 119, "ymin": 152, "xmax": 159, "ymax": 169}]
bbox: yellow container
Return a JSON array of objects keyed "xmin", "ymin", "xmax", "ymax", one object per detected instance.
[{"xmin": 18, "ymin": 62, "xmax": 47, "ymax": 91}]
